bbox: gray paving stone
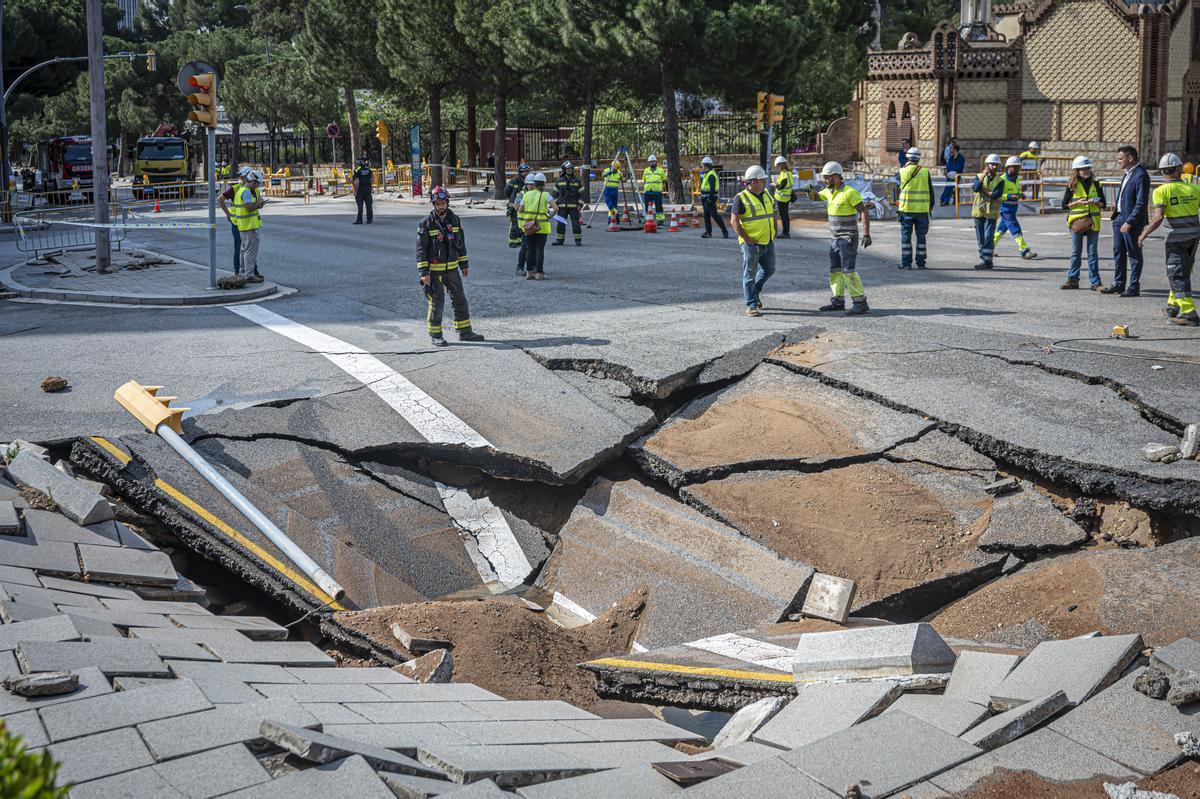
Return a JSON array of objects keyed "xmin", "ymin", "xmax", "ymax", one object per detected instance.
[
  {"xmin": 0, "ymin": 501, "xmax": 18, "ymax": 534},
  {"xmin": 146, "ymin": 638, "xmax": 221, "ymax": 661},
  {"xmin": 6, "ymin": 451, "xmax": 113, "ymax": 526},
  {"xmin": 781, "ymin": 712, "xmax": 981, "ymax": 798},
  {"xmin": 251, "ymin": 682, "xmax": 393, "ymax": 703},
  {"xmin": 440, "ymin": 780, "xmax": 511, "ymax": 797},
  {"xmin": 115, "ymin": 523, "xmax": 157, "ymax": 550},
  {"xmin": 0, "ymin": 564, "xmax": 42, "ymax": 587},
  {"xmin": 897, "ymin": 783, "xmax": 953, "ymax": 798},
  {"xmin": 68, "ymin": 766, "xmax": 188, "ymax": 799},
  {"xmin": 5, "ymin": 582, "xmax": 105, "ymax": 609},
  {"xmin": 711, "ymin": 696, "xmax": 788, "ymax": 748},
  {"xmin": 378, "ymin": 771, "xmax": 460, "ymax": 798},
  {"xmin": 1151, "ymin": 637, "xmax": 1200, "ymax": 677},
  {"xmin": 679, "ymin": 756, "xmax": 839, "ymax": 799},
  {"xmin": 322, "ymin": 722, "xmax": 478, "ymax": 753},
  {"xmin": 0, "ymin": 535, "xmax": 82, "ymax": 576},
  {"xmin": 17, "ymin": 637, "xmax": 168, "ymax": 676},
  {"xmin": 137, "ymin": 697, "xmax": 320, "ymax": 759},
  {"xmin": 191, "ymin": 679, "xmax": 266, "ymax": 704},
  {"xmin": 0, "ymin": 613, "xmax": 80, "ymax": 651},
  {"xmin": 544, "ymin": 741, "xmax": 685, "ymax": 769},
  {"xmin": 462, "ymin": 700, "xmax": 597, "ymax": 721},
  {"xmin": 0, "ymin": 666, "xmax": 112, "ymax": 715},
  {"xmin": 262, "ymin": 719, "xmax": 445, "ymax": 777},
  {"xmin": 943, "ymin": 650, "xmax": 1022, "ymax": 706},
  {"xmin": 113, "ymin": 676, "xmax": 175, "ymax": 691},
  {"xmin": 3, "ymin": 709, "xmax": 47, "ymax": 747},
  {"xmin": 0, "ymin": 600, "xmax": 59, "ymax": 622},
  {"xmin": 990, "ymin": 634, "xmax": 1143, "ymax": 710},
  {"xmin": 285, "ymin": 666, "xmax": 409, "ymax": 683},
  {"xmin": 559, "ymin": 718, "xmax": 703, "ymax": 744},
  {"xmin": 22, "ymin": 509, "xmax": 119, "ymax": 547},
  {"xmin": 372, "ymin": 683, "xmax": 505, "ymax": 703},
  {"xmin": 131, "ymin": 626, "xmax": 258, "ymax": 646},
  {"xmin": 61, "ymin": 612, "xmax": 122, "ymax": 638},
  {"xmin": 792, "ymin": 623, "xmax": 956, "ymax": 682},
  {"xmin": 134, "ymin": 574, "xmax": 207, "ymax": 600},
  {"xmin": 415, "ymin": 743, "xmax": 596, "ymax": 788},
  {"xmin": 2, "ymin": 670, "xmax": 77, "ymax": 696},
  {"xmin": 298, "ymin": 702, "xmax": 368, "ymax": 724},
  {"xmin": 1049, "ymin": 667, "xmax": 1200, "ymax": 774},
  {"xmin": 344, "ymin": 701, "xmax": 492, "ymax": 724},
  {"xmin": 39, "ymin": 676, "xmax": 211, "ymax": 741},
  {"xmin": 752, "ymin": 681, "xmax": 901, "ymax": 749},
  {"xmin": 443, "ymin": 720, "xmax": 594, "ymax": 746},
  {"xmin": 191, "ymin": 636, "xmax": 333, "ymax": 666},
  {"xmin": 37, "ymin": 575, "xmax": 141, "ymax": 600},
  {"xmin": 78, "ymin": 544, "xmax": 179, "ymax": 586},
  {"xmin": 99, "ymin": 598, "xmax": 211, "ymax": 615},
  {"xmin": 962, "ymin": 690, "xmax": 1069, "ymax": 751},
  {"xmin": 710, "ymin": 740, "xmax": 791, "ymax": 765},
  {"xmin": 165, "ymin": 659, "xmax": 300, "ymax": 683},
  {"xmin": 49, "ymin": 604, "xmax": 176, "ymax": 629},
  {"xmin": 884, "ymin": 694, "xmax": 992, "ymax": 736},
  {"xmin": 0, "ymin": 650, "xmax": 17, "ymax": 678},
  {"xmin": 168, "ymin": 613, "xmax": 287, "ymax": 639},
  {"xmin": 930, "ymin": 728, "xmax": 1138, "ymax": 794},
  {"xmin": 45, "ymin": 726, "xmax": 155, "ymax": 784},
  {"xmin": 221, "ymin": 754, "xmax": 396, "ymax": 798},
  {"xmin": 153, "ymin": 743, "xmax": 273, "ymax": 798}
]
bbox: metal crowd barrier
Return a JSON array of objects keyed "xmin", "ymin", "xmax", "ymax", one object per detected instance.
[{"xmin": 13, "ymin": 203, "xmax": 131, "ymax": 257}]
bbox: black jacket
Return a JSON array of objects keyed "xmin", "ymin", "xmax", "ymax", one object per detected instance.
[
  {"xmin": 554, "ymin": 174, "xmax": 583, "ymax": 207},
  {"xmin": 416, "ymin": 209, "xmax": 468, "ymax": 274}
]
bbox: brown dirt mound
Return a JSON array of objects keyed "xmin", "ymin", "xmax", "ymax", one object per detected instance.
[
  {"xmin": 1138, "ymin": 760, "xmax": 1200, "ymax": 797},
  {"xmin": 646, "ymin": 394, "xmax": 860, "ymax": 470},
  {"xmin": 335, "ymin": 589, "xmax": 646, "ymax": 710},
  {"xmin": 955, "ymin": 770, "xmax": 1107, "ymax": 798}
]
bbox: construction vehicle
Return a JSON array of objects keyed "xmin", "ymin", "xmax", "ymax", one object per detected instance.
[
  {"xmin": 33, "ymin": 135, "xmax": 96, "ymax": 203},
  {"xmin": 134, "ymin": 124, "xmax": 196, "ymax": 199}
]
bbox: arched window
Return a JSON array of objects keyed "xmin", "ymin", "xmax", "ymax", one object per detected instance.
[{"xmin": 885, "ymin": 101, "xmax": 902, "ymax": 151}]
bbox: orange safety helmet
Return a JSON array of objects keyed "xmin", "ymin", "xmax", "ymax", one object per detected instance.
[{"xmin": 1184, "ymin": 162, "xmax": 1196, "ymax": 175}]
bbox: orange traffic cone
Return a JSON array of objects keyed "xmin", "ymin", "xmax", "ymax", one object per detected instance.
[
  {"xmin": 153, "ymin": 194, "xmax": 161, "ymax": 213},
  {"xmin": 668, "ymin": 211, "xmax": 679, "ymax": 232},
  {"xmin": 607, "ymin": 212, "xmax": 618, "ymax": 232},
  {"xmin": 316, "ymin": 178, "xmax": 324, "ymax": 195},
  {"xmin": 691, "ymin": 209, "xmax": 700, "ymax": 228},
  {"xmin": 643, "ymin": 207, "xmax": 658, "ymax": 233},
  {"xmin": 621, "ymin": 205, "xmax": 631, "ymax": 225}
]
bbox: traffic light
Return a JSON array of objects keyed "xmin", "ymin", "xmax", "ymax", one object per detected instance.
[
  {"xmin": 146, "ymin": 49, "xmax": 157, "ymax": 72},
  {"xmin": 186, "ymin": 73, "xmax": 217, "ymax": 129},
  {"xmin": 756, "ymin": 91, "xmax": 768, "ymax": 131},
  {"xmin": 768, "ymin": 94, "xmax": 785, "ymax": 125},
  {"xmin": 376, "ymin": 120, "xmax": 389, "ymax": 145}
]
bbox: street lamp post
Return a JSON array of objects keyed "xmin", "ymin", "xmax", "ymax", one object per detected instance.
[{"xmin": 85, "ymin": 0, "xmax": 110, "ymax": 272}]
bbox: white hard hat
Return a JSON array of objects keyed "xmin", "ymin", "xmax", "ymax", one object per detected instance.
[
  {"xmin": 523, "ymin": 174, "xmax": 536, "ymax": 184},
  {"xmin": 646, "ymin": 154, "xmax": 657, "ymax": 162},
  {"xmin": 1159, "ymin": 152, "xmax": 1184, "ymax": 169},
  {"xmin": 237, "ymin": 166, "xmax": 253, "ymax": 178},
  {"xmin": 774, "ymin": 155, "xmax": 788, "ymax": 165},
  {"xmin": 1028, "ymin": 141, "xmax": 1040, "ymax": 150},
  {"xmin": 905, "ymin": 147, "xmax": 921, "ymax": 160},
  {"xmin": 820, "ymin": 161, "xmax": 844, "ymax": 177},
  {"xmin": 985, "ymin": 154, "xmax": 1002, "ymax": 166},
  {"xmin": 1005, "ymin": 156, "xmax": 1021, "ymax": 168},
  {"xmin": 533, "ymin": 172, "xmax": 547, "ymax": 183},
  {"xmin": 701, "ymin": 156, "xmax": 713, "ymax": 166},
  {"xmin": 744, "ymin": 165, "xmax": 767, "ymax": 181},
  {"xmin": 1072, "ymin": 156, "xmax": 1093, "ymax": 170},
  {"xmin": 248, "ymin": 169, "xmax": 264, "ymax": 182}
]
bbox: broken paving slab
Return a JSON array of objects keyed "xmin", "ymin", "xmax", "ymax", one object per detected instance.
[
  {"xmin": 21, "ymin": 509, "xmax": 120, "ymax": 547},
  {"xmin": 533, "ymin": 477, "xmax": 814, "ymax": 649},
  {"xmin": 681, "ymin": 461, "xmax": 1008, "ymax": 619},
  {"xmin": 930, "ymin": 537, "xmax": 1200, "ymax": 648},
  {"xmin": 261, "ymin": 719, "xmax": 446, "ymax": 777},
  {"xmin": 989, "ymin": 633, "xmax": 1143, "ymax": 709},
  {"xmin": 38, "ymin": 676, "xmax": 212, "ymax": 742},
  {"xmin": 1151, "ymin": 637, "xmax": 1200, "ymax": 676},
  {"xmin": 978, "ymin": 485, "xmax": 1090, "ymax": 555},
  {"xmin": 71, "ymin": 743, "xmax": 272, "ymax": 799},
  {"xmin": 943, "ymin": 650, "xmax": 1022, "ymax": 706},
  {"xmin": 515, "ymin": 763, "xmax": 684, "ymax": 798},
  {"xmin": 0, "ymin": 501, "xmax": 20, "ymax": 534},
  {"xmin": 752, "ymin": 680, "xmax": 901, "ymax": 749},
  {"xmin": 630, "ymin": 362, "xmax": 933, "ymax": 487},
  {"xmin": 45, "ymin": 725, "xmax": 156, "ymax": 785},
  {"xmin": 0, "ymin": 613, "xmax": 82, "ymax": 652},
  {"xmin": 221, "ymin": 753, "xmax": 397, "ymax": 798},
  {"xmin": 416, "ymin": 741, "xmax": 685, "ymax": 789},
  {"xmin": 0, "ymin": 666, "xmax": 112, "ymax": 715},
  {"xmin": 321, "ymin": 722, "xmax": 479, "ymax": 753},
  {"xmin": 792, "ymin": 622, "xmax": 956, "ymax": 683},
  {"xmin": 78, "ymin": 543, "xmax": 179, "ymax": 586},
  {"xmin": 0, "ymin": 534, "xmax": 82, "ymax": 576},
  {"xmin": 680, "ymin": 755, "xmax": 840, "ymax": 799},
  {"xmin": 883, "ymin": 694, "xmax": 991, "ymax": 736},
  {"xmin": 136, "ymin": 696, "xmax": 320, "ymax": 760},
  {"xmin": 710, "ymin": 696, "xmax": 788, "ymax": 748},
  {"xmin": 961, "ymin": 690, "xmax": 1069, "ymax": 750},
  {"xmin": 16, "ymin": 638, "xmax": 170, "ymax": 677},
  {"xmin": 5, "ymin": 450, "xmax": 113, "ymax": 526}
]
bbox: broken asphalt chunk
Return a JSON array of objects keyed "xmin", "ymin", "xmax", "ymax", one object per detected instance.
[
  {"xmin": 983, "ymin": 477, "xmax": 1019, "ymax": 495},
  {"xmin": 394, "ymin": 623, "xmax": 454, "ymax": 654},
  {"xmin": 978, "ymin": 486, "xmax": 1090, "ymax": 555}
]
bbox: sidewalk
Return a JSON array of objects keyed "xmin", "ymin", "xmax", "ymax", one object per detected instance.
[{"xmin": 1, "ymin": 248, "xmax": 290, "ymax": 306}]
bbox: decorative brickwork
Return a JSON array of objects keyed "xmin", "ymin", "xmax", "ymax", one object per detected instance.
[
  {"xmin": 1060, "ymin": 103, "xmax": 1099, "ymax": 141},
  {"xmin": 1023, "ymin": 102, "xmax": 1054, "ymax": 139},
  {"xmin": 957, "ymin": 102, "xmax": 1009, "ymax": 139},
  {"xmin": 919, "ymin": 102, "xmax": 938, "ymax": 139},
  {"xmin": 959, "ymin": 80, "xmax": 1008, "ymax": 101},
  {"xmin": 1023, "ymin": 0, "xmax": 1138, "ymax": 102}
]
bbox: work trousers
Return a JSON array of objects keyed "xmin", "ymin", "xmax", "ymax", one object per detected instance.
[
  {"xmin": 506, "ymin": 205, "xmax": 522, "ymax": 246},
  {"xmin": 702, "ymin": 196, "xmax": 727, "ymax": 237},
  {"xmin": 644, "ymin": 191, "xmax": 664, "ymax": 222},
  {"xmin": 603, "ymin": 187, "xmax": 619, "ymax": 223},
  {"xmin": 899, "ymin": 212, "xmax": 929, "ymax": 268},
  {"xmin": 1067, "ymin": 230, "xmax": 1101, "ymax": 286},
  {"xmin": 230, "ymin": 223, "xmax": 241, "ymax": 272},
  {"xmin": 239, "ymin": 228, "xmax": 260, "ymax": 276},
  {"xmin": 556, "ymin": 206, "xmax": 582, "ymax": 243},
  {"xmin": 355, "ymin": 191, "xmax": 373, "ymax": 223},
  {"xmin": 974, "ymin": 216, "xmax": 997, "ymax": 266},
  {"xmin": 425, "ymin": 269, "xmax": 471, "ymax": 335},
  {"xmin": 995, "ymin": 204, "xmax": 1030, "ymax": 253},
  {"xmin": 829, "ymin": 235, "xmax": 866, "ymax": 301},
  {"xmin": 1166, "ymin": 238, "xmax": 1198, "ymax": 316},
  {"xmin": 777, "ymin": 200, "xmax": 791, "ymax": 236},
  {"xmin": 521, "ymin": 233, "xmax": 548, "ymax": 275},
  {"xmin": 741, "ymin": 241, "xmax": 776, "ymax": 308},
  {"xmin": 1112, "ymin": 220, "xmax": 1144, "ymax": 291}
]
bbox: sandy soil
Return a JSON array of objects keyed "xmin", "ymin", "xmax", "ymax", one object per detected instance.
[
  {"xmin": 770, "ymin": 333, "xmax": 859, "ymax": 368},
  {"xmin": 955, "ymin": 761, "xmax": 1200, "ymax": 799},
  {"xmin": 335, "ymin": 589, "xmax": 646, "ymax": 710}
]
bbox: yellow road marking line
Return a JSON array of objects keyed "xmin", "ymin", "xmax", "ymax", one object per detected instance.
[
  {"xmin": 585, "ymin": 657, "xmax": 794, "ymax": 684},
  {"xmin": 89, "ymin": 436, "xmax": 344, "ymax": 610}
]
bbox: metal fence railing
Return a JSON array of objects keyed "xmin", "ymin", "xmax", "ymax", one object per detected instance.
[{"xmin": 13, "ymin": 204, "xmax": 130, "ymax": 257}]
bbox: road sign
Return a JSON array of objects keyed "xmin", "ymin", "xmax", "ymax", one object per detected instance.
[
  {"xmin": 325, "ymin": 122, "xmax": 341, "ymax": 139},
  {"xmin": 176, "ymin": 60, "xmax": 217, "ymax": 98}
]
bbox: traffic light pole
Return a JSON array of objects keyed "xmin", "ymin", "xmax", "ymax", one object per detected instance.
[
  {"xmin": 207, "ymin": 123, "xmax": 216, "ymax": 290},
  {"xmin": 85, "ymin": 0, "xmax": 110, "ymax": 273}
]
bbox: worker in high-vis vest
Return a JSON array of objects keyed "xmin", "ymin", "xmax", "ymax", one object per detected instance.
[
  {"xmin": 1139, "ymin": 153, "xmax": 1200, "ymax": 326},
  {"xmin": 808, "ymin": 161, "xmax": 871, "ymax": 315},
  {"xmin": 230, "ymin": 169, "xmax": 266, "ymax": 282},
  {"xmin": 896, "ymin": 146, "xmax": 933, "ymax": 269},
  {"xmin": 417, "ymin": 185, "xmax": 484, "ymax": 346},
  {"xmin": 993, "ymin": 155, "xmax": 1037, "ymax": 260},
  {"xmin": 1019, "ymin": 141, "xmax": 1042, "ymax": 171},
  {"xmin": 698, "ymin": 156, "xmax": 727, "ymax": 239},
  {"xmin": 773, "ymin": 155, "xmax": 794, "ymax": 238},
  {"xmin": 971, "ymin": 154, "xmax": 1005, "ymax": 270},
  {"xmin": 601, "ymin": 160, "xmax": 622, "ymax": 228},
  {"xmin": 731, "ymin": 165, "xmax": 779, "ymax": 317},
  {"xmin": 1060, "ymin": 155, "xmax": 1106, "ymax": 290},
  {"xmin": 516, "ymin": 172, "xmax": 557, "ymax": 281},
  {"xmin": 642, "ymin": 155, "xmax": 666, "ymax": 225}
]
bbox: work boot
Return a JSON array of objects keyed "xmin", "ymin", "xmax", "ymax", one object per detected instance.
[
  {"xmin": 247, "ymin": 272, "xmax": 264, "ymax": 283},
  {"xmin": 898, "ymin": 264, "xmax": 912, "ymax": 270},
  {"xmin": 575, "ymin": 240, "xmax": 582, "ymax": 246},
  {"xmin": 818, "ymin": 299, "xmax": 846, "ymax": 312},
  {"xmin": 1090, "ymin": 283, "xmax": 1104, "ymax": 291},
  {"xmin": 508, "ymin": 241, "xmax": 520, "ymax": 249},
  {"xmin": 722, "ymin": 232, "xmax": 730, "ymax": 239},
  {"xmin": 526, "ymin": 271, "xmax": 536, "ymax": 280},
  {"xmin": 1170, "ymin": 312, "xmax": 1199, "ymax": 326},
  {"xmin": 353, "ymin": 220, "xmax": 363, "ymax": 225},
  {"xmin": 1060, "ymin": 278, "xmax": 1079, "ymax": 289},
  {"xmin": 1100, "ymin": 284, "xmax": 1125, "ymax": 295},
  {"xmin": 701, "ymin": 232, "xmax": 712, "ymax": 238},
  {"xmin": 458, "ymin": 329, "xmax": 485, "ymax": 342},
  {"xmin": 551, "ymin": 240, "xmax": 564, "ymax": 246},
  {"xmin": 779, "ymin": 232, "xmax": 790, "ymax": 239},
  {"xmin": 430, "ymin": 334, "xmax": 448, "ymax": 347},
  {"xmin": 535, "ymin": 273, "xmax": 546, "ymax": 280},
  {"xmin": 745, "ymin": 307, "xmax": 760, "ymax": 317},
  {"xmin": 845, "ymin": 299, "xmax": 870, "ymax": 316},
  {"xmin": 974, "ymin": 262, "xmax": 994, "ymax": 270},
  {"xmin": 916, "ymin": 264, "xmax": 926, "ymax": 270},
  {"xmin": 1120, "ymin": 288, "xmax": 1140, "ymax": 298},
  {"xmin": 1021, "ymin": 249, "xmax": 1037, "ymax": 260},
  {"xmin": 1166, "ymin": 305, "xmax": 1180, "ymax": 318}
]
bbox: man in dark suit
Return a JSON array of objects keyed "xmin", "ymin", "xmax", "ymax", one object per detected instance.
[{"xmin": 1105, "ymin": 145, "xmax": 1151, "ymax": 296}]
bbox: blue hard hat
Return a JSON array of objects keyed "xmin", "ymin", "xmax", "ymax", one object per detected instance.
[{"xmin": 518, "ymin": 162, "xmax": 530, "ymax": 171}]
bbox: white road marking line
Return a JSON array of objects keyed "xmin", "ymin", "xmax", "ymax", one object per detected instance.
[
  {"xmin": 228, "ymin": 304, "xmax": 533, "ymax": 587},
  {"xmin": 683, "ymin": 632, "xmax": 794, "ymax": 673}
]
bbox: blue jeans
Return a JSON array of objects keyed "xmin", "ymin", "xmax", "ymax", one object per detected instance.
[
  {"xmin": 899, "ymin": 212, "xmax": 929, "ymax": 267},
  {"xmin": 939, "ymin": 182, "xmax": 955, "ymax": 206},
  {"xmin": 1111, "ymin": 220, "xmax": 1144, "ymax": 291},
  {"xmin": 1068, "ymin": 230, "xmax": 1101, "ymax": 285},
  {"xmin": 741, "ymin": 241, "xmax": 776, "ymax": 308},
  {"xmin": 974, "ymin": 216, "xmax": 997, "ymax": 264},
  {"xmin": 230, "ymin": 223, "xmax": 241, "ymax": 272}
]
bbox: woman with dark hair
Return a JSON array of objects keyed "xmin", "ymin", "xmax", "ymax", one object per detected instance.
[{"xmin": 1061, "ymin": 155, "xmax": 1106, "ymax": 290}]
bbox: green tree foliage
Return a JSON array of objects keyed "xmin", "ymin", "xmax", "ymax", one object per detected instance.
[{"xmin": 0, "ymin": 720, "xmax": 70, "ymax": 798}]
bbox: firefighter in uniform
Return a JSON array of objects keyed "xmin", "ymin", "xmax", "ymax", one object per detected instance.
[
  {"xmin": 352, "ymin": 154, "xmax": 373, "ymax": 224},
  {"xmin": 809, "ymin": 161, "xmax": 871, "ymax": 315},
  {"xmin": 642, "ymin": 155, "xmax": 666, "ymax": 226},
  {"xmin": 1140, "ymin": 153, "xmax": 1200, "ymax": 326},
  {"xmin": 994, "ymin": 155, "xmax": 1037, "ymax": 259},
  {"xmin": 773, "ymin": 155, "xmax": 793, "ymax": 238},
  {"xmin": 417, "ymin": 185, "xmax": 485, "ymax": 346},
  {"xmin": 699, "ymin": 156, "xmax": 727, "ymax": 239},
  {"xmin": 896, "ymin": 146, "xmax": 933, "ymax": 269},
  {"xmin": 601, "ymin": 160, "xmax": 622, "ymax": 228},
  {"xmin": 505, "ymin": 162, "xmax": 531, "ymax": 247},
  {"xmin": 552, "ymin": 161, "xmax": 584, "ymax": 245}
]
